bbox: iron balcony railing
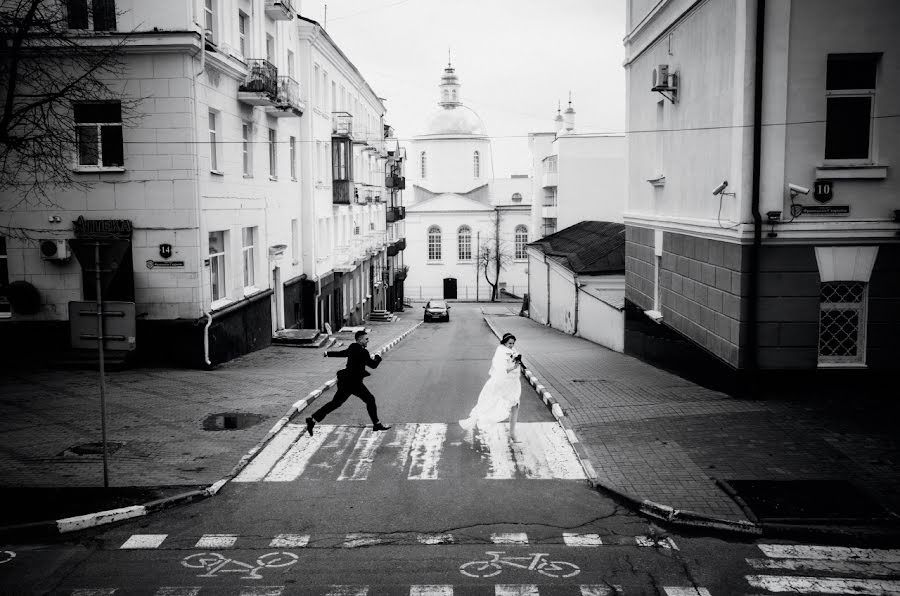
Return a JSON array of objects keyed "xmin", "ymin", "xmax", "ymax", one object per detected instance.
[
  {"xmin": 333, "ymin": 180, "xmax": 352, "ymax": 205},
  {"xmin": 240, "ymin": 59, "xmax": 278, "ymax": 98},
  {"xmin": 275, "ymin": 76, "xmax": 300, "ymax": 110},
  {"xmin": 332, "ymin": 111, "xmax": 352, "ymax": 137}
]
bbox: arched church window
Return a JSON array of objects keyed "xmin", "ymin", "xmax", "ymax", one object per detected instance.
[
  {"xmin": 515, "ymin": 225, "xmax": 528, "ymax": 260},
  {"xmin": 473, "ymin": 151, "xmax": 480, "ymax": 178},
  {"xmin": 511, "ymin": 192, "xmax": 522, "ymax": 202},
  {"xmin": 420, "ymin": 151, "xmax": 427, "ymax": 178},
  {"xmin": 427, "ymin": 225, "xmax": 441, "ymax": 261},
  {"xmin": 457, "ymin": 225, "xmax": 472, "ymax": 261}
]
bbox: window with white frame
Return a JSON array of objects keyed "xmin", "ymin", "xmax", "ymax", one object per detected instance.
[
  {"xmin": 74, "ymin": 102, "xmax": 123, "ymax": 168},
  {"xmin": 291, "ymin": 218, "xmax": 299, "ymax": 264},
  {"xmin": 209, "ymin": 230, "xmax": 227, "ymax": 303},
  {"xmin": 420, "ymin": 151, "xmax": 427, "ymax": 178},
  {"xmin": 208, "ymin": 110, "xmax": 220, "ymax": 172},
  {"xmin": 323, "ymin": 71, "xmax": 329, "ymax": 111},
  {"xmin": 514, "ymin": 225, "xmax": 528, "ymax": 259},
  {"xmin": 66, "ymin": 0, "xmax": 116, "ymax": 31},
  {"xmin": 238, "ymin": 11, "xmax": 248, "ymax": 56},
  {"xmin": 825, "ymin": 53, "xmax": 880, "ymax": 162},
  {"xmin": 458, "ymin": 225, "xmax": 472, "ymax": 261},
  {"xmin": 242, "ymin": 226, "xmax": 256, "ymax": 290},
  {"xmin": 289, "ymin": 136, "xmax": 296, "ymax": 180},
  {"xmin": 331, "ymin": 81, "xmax": 337, "ymax": 113},
  {"xmin": 473, "ymin": 151, "xmax": 480, "ymax": 178},
  {"xmin": 268, "ymin": 128, "xmax": 277, "ymax": 178},
  {"xmin": 242, "ymin": 122, "xmax": 252, "ymax": 176},
  {"xmin": 428, "ymin": 225, "xmax": 441, "ymax": 261},
  {"xmin": 316, "ymin": 141, "xmax": 323, "ymax": 183},
  {"xmin": 314, "ymin": 64, "xmax": 320, "ymax": 107},
  {"xmin": 204, "ymin": 0, "xmax": 216, "ymax": 44},
  {"xmin": 286, "ymin": 50, "xmax": 295, "ymax": 78},
  {"xmin": 265, "ymin": 34, "xmax": 274, "ymax": 64},
  {"xmin": 818, "ymin": 281, "xmax": 868, "ymax": 365}
]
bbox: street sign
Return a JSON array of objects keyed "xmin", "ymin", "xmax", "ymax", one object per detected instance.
[
  {"xmin": 69, "ymin": 238, "xmax": 132, "ymax": 295},
  {"xmin": 69, "ymin": 301, "xmax": 136, "ymax": 351},
  {"xmin": 814, "ymin": 180, "xmax": 834, "ymax": 203},
  {"xmin": 803, "ymin": 205, "xmax": 849, "ymax": 216}
]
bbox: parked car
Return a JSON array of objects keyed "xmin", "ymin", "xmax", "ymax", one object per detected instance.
[{"xmin": 423, "ymin": 300, "xmax": 450, "ymax": 322}]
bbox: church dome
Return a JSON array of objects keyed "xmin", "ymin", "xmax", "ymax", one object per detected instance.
[{"xmin": 421, "ymin": 105, "xmax": 487, "ymax": 136}]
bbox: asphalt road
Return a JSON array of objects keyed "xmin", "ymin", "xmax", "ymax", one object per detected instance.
[{"xmin": 2, "ymin": 305, "xmax": 894, "ymax": 594}]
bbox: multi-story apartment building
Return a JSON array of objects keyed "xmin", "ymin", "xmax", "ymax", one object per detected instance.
[
  {"xmin": 623, "ymin": 0, "xmax": 900, "ymax": 393},
  {"xmin": 0, "ymin": 1, "xmax": 399, "ymax": 367}
]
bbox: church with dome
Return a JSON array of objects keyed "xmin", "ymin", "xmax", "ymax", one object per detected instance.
[{"xmin": 404, "ymin": 61, "xmax": 532, "ymax": 301}]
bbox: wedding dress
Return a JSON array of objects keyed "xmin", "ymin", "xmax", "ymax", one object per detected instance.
[{"xmin": 459, "ymin": 344, "xmax": 522, "ymax": 430}]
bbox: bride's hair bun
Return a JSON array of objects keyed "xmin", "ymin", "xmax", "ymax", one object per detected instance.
[{"xmin": 500, "ymin": 333, "xmax": 516, "ymax": 344}]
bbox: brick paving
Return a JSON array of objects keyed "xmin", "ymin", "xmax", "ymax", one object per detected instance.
[
  {"xmin": 484, "ymin": 310, "xmax": 900, "ymax": 525},
  {"xmin": 0, "ymin": 317, "xmax": 420, "ymax": 490}
]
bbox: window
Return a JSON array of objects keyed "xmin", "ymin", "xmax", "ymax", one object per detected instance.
[
  {"xmin": 458, "ymin": 225, "xmax": 472, "ymax": 261},
  {"xmin": 242, "ymin": 226, "xmax": 256, "ymax": 290},
  {"xmin": 514, "ymin": 225, "xmax": 528, "ymax": 259},
  {"xmin": 818, "ymin": 281, "xmax": 867, "ymax": 365},
  {"xmin": 266, "ymin": 34, "xmax": 274, "ymax": 64},
  {"xmin": 473, "ymin": 151, "xmax": 480, "ymax": 178},
  {"xmin": 323, "ymin": 71, "xmax": 329, "ymax": 111},
  {"xmin": 66, "ymin": 0, "xmax": 116, "ymax": 31},
  {"xmin": 204, "ymin": 0, "xmax": 216, "ymax": 43},
  {"xmin": 289, "ymin": 136, "xmax": 296, "ymax": 180},
  {"xmin": 428, "ymin": 225, "xmax": 441, "ymax": 261},
  {"xmin": 75, "ymin": 102, "xmax": 123, "ymax": 168},
  {"xmin": 287, "ymin": 50, "xmax": 295, "ymax": 78},
  {"xmin": 420, "ymin": 151, "xmax": 427, "ymax": 178},
  {"xmin": 291, "ymin": 218, "xmax": 299, "ymax": 264},
  {"xmin": 209, "ymin": 230, "xmax": 227, "ymax": 303},
  {"xmin": 314, "ymin": 64, "xmax": 320, "ymax": 107},
  {"xmin": 268, "ymin": 128, "xmax": 277, "ymax": 178},
  {"xmin": 238, "ymin": 11, "xmax": 248, "ymax": 55},
  {"xmin": 242, "ymin": 122, "xmax": 252, "ymax": 176},
  {"xmin": 542, "ymin": 218, "xmax": 557, "ymax": 237},
  {"xmin": 825, "ymin": 53, "xmax": 880, "ymax": 162},
  {"xmin": 316, "ymin": 141, "xmax": 323, "ymax": 183},
  {"xmin": 332, "ymin": 81, "xmax": 337, "ymax": 112},
  {"xmin": 208, "ymin": 111, "xmax": 220, "ymax": 172},
  {"xmin": 332, "ymin": 139, "xmax": 350, "ymax": 181}
]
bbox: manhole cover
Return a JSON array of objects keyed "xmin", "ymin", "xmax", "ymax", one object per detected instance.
[
  {"xmin": 722, "ymin": 479, "xmax": 894, "ymax": 524},
  {"xmin": 203, "ymin": 412, "xmax": 264, "ymax": 431},
  {"xmin": 63, "ymin": 442, "xmax": 125, "ymax": 456}
]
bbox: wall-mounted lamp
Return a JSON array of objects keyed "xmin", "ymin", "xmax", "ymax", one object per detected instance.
[{"xmin": 766, "ymin": 210, "xmax": 781, "ymax": 238}]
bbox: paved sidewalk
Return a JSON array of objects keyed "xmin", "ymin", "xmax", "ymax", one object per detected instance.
[
  {"xmin": 483, "ymin": 307, "xmax": 900, "ymax": 537},
  {"xmin": 0, "ymin": 316, "xmax": 420, "ymax": 527}
]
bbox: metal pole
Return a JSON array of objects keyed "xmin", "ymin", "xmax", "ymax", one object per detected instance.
[
  {"xmin": 95, "ymin": 241, "xmax": 110, "ymax": 488},
  {"xmin": 476, "ymin": 231, "xmax": 480, "ymax": 301}
]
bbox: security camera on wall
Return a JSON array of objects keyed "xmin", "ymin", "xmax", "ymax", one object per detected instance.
[
  {"xmin": 712, "ymin": 180, "xmax": 729, "ymax": 196},
  {"xmin": 788, "ymin": 183, "xmax": 810, "ymax": 196}
]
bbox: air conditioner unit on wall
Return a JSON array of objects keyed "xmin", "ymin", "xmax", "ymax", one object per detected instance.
[{"xmin": 40, "ymin": 239, "xmax": 70, "ymax": 261}]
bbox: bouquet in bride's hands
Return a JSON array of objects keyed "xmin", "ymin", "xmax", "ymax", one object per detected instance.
[{"xmin": 511, "ymin": 350, "xmax": 523, "ymax": 367}]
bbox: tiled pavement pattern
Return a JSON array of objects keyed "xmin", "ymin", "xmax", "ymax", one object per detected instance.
[
  {"xmin": 482, "ymin": 308, "xmax": 900, "ymax": 522},
  {"xmin": 0, "ymin": 318, "xmax": 421, "ymax": 488}
]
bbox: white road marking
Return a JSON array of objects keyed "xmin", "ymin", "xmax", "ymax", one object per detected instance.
[
  {"xmin": 515, "ymin": 423, "xmax": 585, "ymax": 479},
  {"xmin": 745, "ymin": 574, "xmax": 900, "ymax": 594},
  {"xmin": 194, "ymin": 534, "xmax": 237, "ymax": 549},
  {"xmin": 635, "ymin": 536, "xmax": 678, "ymax": 549},
  {"xmin": 563, "ymin": 533, "xmax": 603, "ymax": 547},
  {"xmin": 343, "ymin": 533, "xmax": 382, "ymax": 548},
  {"xmin": 410, "ymin": 586, "xmax": 453, "ymax": 596},
  {"xmin": 758, "ymin": 544, "xmax": 900, "ymax": 562},
  {"xmin": 154, "ymin": 589, "xmax": 201, "ymax": 596},
  {"xmin": 663, "ymin": 589, "xmax": 712, "ymax": 596},
  {"xmin": 239, "ymin": 588, "xmax": 284, "ymax": 596},
  {"xmin": 120, "ymin": 534, "xmax": 168, "ymax": 549},
  {"xmin": 580, "ymin": 586, "xmax": 621, "ymax": 596},
  {"xmin": 408, "ymin": 423, "xmax": 447, "ymax": 479},
  {"xmin": 746, "ymin": 557, "xmax": 900, "ymax": 576},
  {"xmin": 71, "ymin": 591, "xmax": 117, "ymax": 596},
  {"xmin": 491, "ymin": 532, "xmax": 529, "ymax": 545},
  {"xmin": 416, "ymin": 533, "xmax": 455, "ymax": 545},
  {"xmin": 326, "ymin": 586, "xmax": 369, "ymax": 596},
  {"xmin": 387, "ymin": 423, "xmax": 418, "ymax": 475},
  {"xmin": 265, "ymin": 425, "xmax": 337, "ymax": 481},
  {"xmin": 269, "ymin": 534, "xmax": 309, "ymax": 548},
  {"xmin": 478, "ymin": 424, "xmax": 517, "ymax": 479},
  {"xmin": 495, "ymin": 585, "xmax": 539, "ymax": 596},
  {"xmin": 338, "ymin": 428, "xmax": 389, "ymax": 480},
  {"xmin": 233, "ymin": 424, "xmax": 304, "ymax": 482}
]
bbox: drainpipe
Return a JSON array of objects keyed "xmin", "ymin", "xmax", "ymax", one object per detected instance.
[
  {"xmin": 545, "ymin": 255, "xmax": 551, "ymax": 326},
  {"xmin": 192, "ymin": 19, "xmax": 210, "ymax": 366},
  {"xmin": 573, "ymin": 273, "xmax": 580, "ymax": 336},
  {"xmin": 747, "ymin": 0, "xmax": 766, "ymax": 392},
  {"xmin": 203, "ymin": 311, "xmax": 213, "ymax": 366}
]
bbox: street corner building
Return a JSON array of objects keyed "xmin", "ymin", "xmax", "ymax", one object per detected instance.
[
  {"xmin": 0, "ymin": 1, "xmax": 407, "ymax": 368},
  {"xmin": 622, "ymin": 0, "xmax": 900, "ymax": 395}
]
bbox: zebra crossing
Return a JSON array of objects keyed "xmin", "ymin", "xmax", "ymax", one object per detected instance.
[
  {"xmin": 233, "ymin": 422, "xmax": 585, "ymax": 482},
  {"xmin": 744, "ymin": 543, "xmax": 900, "ymax": 594}
]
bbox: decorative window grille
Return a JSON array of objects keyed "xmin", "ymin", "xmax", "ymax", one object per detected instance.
[
  {"xmin": 428, "ymin": 225, "xmax": 441, "ymax": 261},
  {"xmin": 242, "ymin": 227, "xmax": 256, "ymax": 289},
  {"xmin": 818, "ymin": 281, "xmax": 867, "ymax": 365},
  {"xmin": 458, "ymin": 226, "xmax": 471, "ymax": 260},
  {"xmin": 514, "ymin": 225, "xmax": 528, "ymax": 259},
  {"xmin": 209, "ymin": 231, "xmax": 226, "ymax": 302},
  {"xmin": 75, "ymin": 102, "xmax": 123, "ymax": 167}
]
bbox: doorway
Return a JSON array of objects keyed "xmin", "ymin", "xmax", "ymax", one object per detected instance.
[{"xmin": 443, "ymin": 277, "xmax": 457, "ymax": 300}]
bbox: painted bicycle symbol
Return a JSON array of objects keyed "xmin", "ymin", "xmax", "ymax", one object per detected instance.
[
  {"xmin": 460, "ymin": 551, "xmax": 580, "ymax": 578},
  {"xmin": 0, "ymin": 551, "xmax": 15, "ymax": 565},
  {"xmin": 181, "ymin": 551, "xmax": 298, "ymax": 579}
]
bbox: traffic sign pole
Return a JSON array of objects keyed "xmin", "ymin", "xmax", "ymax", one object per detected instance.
[{"xmin": 94, "ymin": 241, "xmax": 110, "ymax": 488}]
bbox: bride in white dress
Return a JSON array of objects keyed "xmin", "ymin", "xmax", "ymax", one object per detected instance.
[{"xmin": 459, "ymin": 333, "xmax": 522, "ymax": 439}]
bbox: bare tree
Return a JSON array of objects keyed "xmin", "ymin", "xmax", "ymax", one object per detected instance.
[
  {"xmin": 0, "ymin": 0, "xmax": 138, "ymax": 226},
  {"xmin": 477, "ymin": 208, "xmax": 514, "ymax": 302}
]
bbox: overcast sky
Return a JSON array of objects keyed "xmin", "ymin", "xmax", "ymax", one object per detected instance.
[{"xmin": 307, "ymin": 0, "xmax": 626, "ymax": 177}]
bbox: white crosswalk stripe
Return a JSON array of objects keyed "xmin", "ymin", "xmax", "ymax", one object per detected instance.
[
  {"xmin": 746, "ymin": 543, "xmax": 900, "ymax": 595},
  {"xmin": 120, "ymin": 534, "xmax": 167, "ymax": 549},
  {"xmin": 410, "ymin": 586, "xmax": 453, "ymax": 596},
  {"xmin": 233, "ymin": 422, "xmax": 585, "ymax": 482},
  {"xmin": 154, "ymin": 589, "xmax": 201, "ymax": 596}
]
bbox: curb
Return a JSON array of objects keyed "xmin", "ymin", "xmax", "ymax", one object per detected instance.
[
  {"xmin": 0, "ymin": 321, "xmax": 424, "ymax": 542},
  {"xmin": 482, "ymin": 314, "xmax": 764, "ymax": 537}
]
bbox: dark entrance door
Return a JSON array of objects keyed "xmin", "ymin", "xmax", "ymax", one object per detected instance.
[{"xmin": 443, "ymin": 277, "xmax": 457, "ymax": 300}]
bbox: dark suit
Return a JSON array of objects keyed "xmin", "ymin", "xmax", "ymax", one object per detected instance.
[{"xmin": 311, "ymin": 343, "xmax": 382, "ymax": 424}]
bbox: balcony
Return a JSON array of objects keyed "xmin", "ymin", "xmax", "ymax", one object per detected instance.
[
  {"xmin": 387, "ymin": 241, "xmax": 399, "ymax": 257},
  {"xmin": 333, "ymin": 180, "xmax": 352, "ymax": 205},
  {"xmin": 386, "ymin": 205, "xmax": 407, "ymax": 223},
  {"xmin": 238, "ymin": 59, "xmax": 277, "ymax": 106},
  {"xmin": 386, "ymin": 175, "xmax": 406, "ymax": 189},
  {"xmin": 265, "ymin": 0, "xmax": 294, "ymax": 20},
  {"xmin": 398, "ymin": 237, "xmax": 406, "ymax": 251},
  {"xmin": 541, "ymin": 205, "xmax": 558, "ymax": 219},
  {"xmin": 266, "ymin": 76, "xmax": 304, "ymax": 117},
  {"xmin": 332, "ymin": 111, "xmax": 352, "ymax": 137},
  {"xmin": 334, "ymin": 245, "xmax": 354, "ymax": 272}
]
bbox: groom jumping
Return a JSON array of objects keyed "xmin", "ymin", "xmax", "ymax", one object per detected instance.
[{"xmin": 306, "ymin": 330, "xmax": 391, "ymax": 435}]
